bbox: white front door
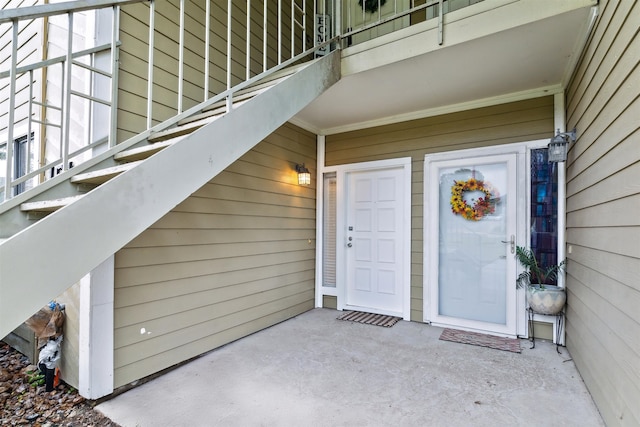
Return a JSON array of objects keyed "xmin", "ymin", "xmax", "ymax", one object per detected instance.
[
  {"xmin": 425, "ymin": 152, "xmax": 519, "ymax": 336},
  {"xmin": 345, "ymin": 167, "xmax": 406, "ymax": 317}
]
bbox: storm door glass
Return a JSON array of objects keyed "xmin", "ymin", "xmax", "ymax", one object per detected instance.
[{"xmin": 438, "ymin": 162, "xmax": 509, "ymax": 324}]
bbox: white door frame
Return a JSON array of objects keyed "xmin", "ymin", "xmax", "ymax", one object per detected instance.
[
  {"xmin": 317, "ymin": 157, "xmax": 412, "ymax": 320},
  {"xmin": 424, "ymin": 143, "xmax": 532, "ymax": 336},
  {"xmin": 425, "ymin": 151, "xmax": 521, "ymax": 337}
]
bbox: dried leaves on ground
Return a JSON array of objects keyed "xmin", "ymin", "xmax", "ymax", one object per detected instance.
[{"xmin": 0, "ymin": 341, "xmax": 119, "ymax": 426}]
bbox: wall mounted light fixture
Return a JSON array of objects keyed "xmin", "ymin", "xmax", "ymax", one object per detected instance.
[
  {"xmin": 548, "ymin": 128, "xmax": 576, "ymax": 163},
  {"xmin": 296, "ymin": 164, "xmax": 311, "ymax": 186}
]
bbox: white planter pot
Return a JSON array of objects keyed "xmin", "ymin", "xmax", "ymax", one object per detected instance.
[{"xmin": 526, "ymin": 285, "xmax": 566, "ymax": 315}]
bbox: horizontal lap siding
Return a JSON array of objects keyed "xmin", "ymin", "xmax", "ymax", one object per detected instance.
[
  {"xmin": 113, "ymin": 123, "xmax": 317, "ymax": 387},
  {"xmin": 565, "ymin": 0, "xmax": 640, "ymax": 425},
  {"xmin": 325, "ymin": 97, "xmax": 554, "ymax": 321}
]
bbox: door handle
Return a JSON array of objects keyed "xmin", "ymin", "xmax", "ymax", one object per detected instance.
[
  {"xmin": 501, "ymin": 235, "xmax": 515, "ymax": 254},
  {"xmin": 347, "ymin": 242, "xmax": 353, "ymax": 248}
]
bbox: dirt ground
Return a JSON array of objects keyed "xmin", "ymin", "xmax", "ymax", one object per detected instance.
[{"xmin": 0, "ymin": 341, "xmax": 119, "ymax": 426}]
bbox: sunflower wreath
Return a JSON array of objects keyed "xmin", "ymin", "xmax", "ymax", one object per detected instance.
[
  {"xmin": 358, "ymin": 0, "xmax": 387, "ymax": 14},
  {"xmin": 450, "ymin": 178, "xmax": 497, "ymax": 221}
]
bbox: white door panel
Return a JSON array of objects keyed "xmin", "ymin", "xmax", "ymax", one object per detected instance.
[{"xmin": 346, "ymin": 168, "xmax": 404, "ymax": 316}]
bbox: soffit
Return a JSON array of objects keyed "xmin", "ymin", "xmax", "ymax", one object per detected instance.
[{"xmin": 293, "ymin": 2, "xmax": 597, "ymax": 134}]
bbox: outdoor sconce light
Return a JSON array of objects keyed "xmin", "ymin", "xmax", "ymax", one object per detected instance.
[
  {"xmin": 296, "ymin": 164, "xmax": 311, "ymax": 186},
  {"xmin": 548, "ymin": 128, "xmax": 576, "ymax": 163}
]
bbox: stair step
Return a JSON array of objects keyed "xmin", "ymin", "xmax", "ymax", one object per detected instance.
[
  {"xmin": 115, "ymin": 139, "xmax": 179, "ymax": 163},
  {"xmin": 175, "ymin": 89, "xmax": 262, "ymax": 129},
  {"xmin": 70, "ymin": 161, "xmax": 142, "ymax": 186},
  {"xmin": 153, "ymin": 86, "xmax": 268, "ymax": 141},
  {"xmin": 199, "ymin": 78, "xmax": 285, "ymax": 115},
  {"xmin": 178, "ymin": 99, "xmax": 249, "ymax": 127},
  {"xmin": 21, "ymin": 195, "xmax": 84, "ymax": 213},
  {"xmin": 178, "ymin": 105, "xmax": 228, "ymax": 126},
  {"xmin": 148, "ymin": 114, "xmax": 219, "ymax": 143},
  {"xmin": 150, "ymin": 68, "xmax": 297, "ymax": 141},
  {"xmin": 253, "ymin": 61, "xmax": 309, "ymax": 85}
]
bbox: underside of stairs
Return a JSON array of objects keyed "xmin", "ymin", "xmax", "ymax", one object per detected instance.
[{"xmin": 0, "ymin": 51, "xmax": 340, "ymax": 339}]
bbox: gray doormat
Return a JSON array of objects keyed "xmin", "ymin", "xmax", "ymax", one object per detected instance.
[
  {"xmin": 439, "ymin": 328, "xmax": 521, "ymax": 353},
  {"xmin": 337, "ymin": 311, "xmax": 401, "ymax": 327}
]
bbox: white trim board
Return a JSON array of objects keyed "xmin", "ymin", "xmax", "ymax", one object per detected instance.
[
  {"xmin": 422, "ymin": 139, "xmax": 562, "ymax": 339},
  {"xmin": 318, "ymin": 157, "xmax": 412, "ymax": 321}
]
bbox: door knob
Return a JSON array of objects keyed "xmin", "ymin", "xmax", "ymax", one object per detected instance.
[{"xmin": 347, "ymin": 243, "xmax": 353, "ymax": 247}]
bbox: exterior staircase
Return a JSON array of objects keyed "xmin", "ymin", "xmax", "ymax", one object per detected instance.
[{"xmin": 0, "ymin": 51, "xmax": 340, "ymax": 339}]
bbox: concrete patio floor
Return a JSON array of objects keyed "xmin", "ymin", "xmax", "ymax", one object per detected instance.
[{"xmin": 97, "ymin": 308, "xmax": 604, "ymax": 426}]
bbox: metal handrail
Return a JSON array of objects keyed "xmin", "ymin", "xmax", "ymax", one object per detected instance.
[
  {"xmin": 1, "ymin": 3, "xmax": 128, "ymax": 201},
  {"xmin": 2, "ymin": 0, "xmax": 333, "ymax": 204},
  {"xmin": 1, "ymin": 0, "xmax": 474, "ymax": 205},
  {"xmin": 0, "ymin": 0, "xmax": 143, "ymax": 23},
  {"xmin": 2, "ymin": 0, "xmax": 471, "ymax": 205},
  {"xmin": 0, "ymin": 35, "xmax": 338, "ymax": 214}
]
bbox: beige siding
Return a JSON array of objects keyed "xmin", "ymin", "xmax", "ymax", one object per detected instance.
[
  {"xmin": 323, "ymin": 295, "xmax": 337, "ymax": 309},
  {"xmin": 326, "ymin": 96, "xmax": 554, "ymax": 321},
  {"xmin": 565, "ymin": 1, "xmax": 640, "ymax": 426},
  {"xmin": 113, "ymin": 123, "xmax": 317, "ymax": 387},
  {"xmin": 116, "ymin": 0, "xmax": 314, "ymax": 142},
  {"xmin": 56, "ymin": 283, "xmax": 80, "ymax": 388}
]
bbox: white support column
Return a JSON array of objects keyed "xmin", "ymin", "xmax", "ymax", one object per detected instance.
[
  {"xmin": 78, "ymin": 255, "xmax": 114, "ymax": 399},
  {"xmin": 315, "ymin": 134, "xmax": 326, "ymax": 308},
  {"xmin": 554, "ymin": 91, "xmax": 567, "ymax": 346}
]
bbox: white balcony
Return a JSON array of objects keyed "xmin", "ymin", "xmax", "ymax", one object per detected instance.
[{"xmin": 295, "ymin": 0, "xmax": 598, "ymax": 133}]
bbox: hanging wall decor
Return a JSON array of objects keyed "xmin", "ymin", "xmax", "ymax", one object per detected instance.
[
  {"xmin": 450, "ymin": 178, "xmax": 498, "ymax": 221},
  {"xmin": 358, "ymin": 0, "xmax": 387, "ymax": 14}
]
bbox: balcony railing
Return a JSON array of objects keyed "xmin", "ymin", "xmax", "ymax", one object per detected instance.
[
  {"xmin": 0, "ymin": 0, "xmax": 330, "ymax": 204},
  {"xmin": 341, "ymin": 0, "xmax": 483, "ymax": 46}
]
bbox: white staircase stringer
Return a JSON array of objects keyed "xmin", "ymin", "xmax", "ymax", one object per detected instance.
[{"xmin": 0, "ymin": 50, "xmax": 340, "ymax": 339}]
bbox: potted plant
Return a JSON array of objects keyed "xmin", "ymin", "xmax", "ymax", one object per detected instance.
[{"xmin": 515, "ymin": 246, "xmax": 567, "ymax": 315}]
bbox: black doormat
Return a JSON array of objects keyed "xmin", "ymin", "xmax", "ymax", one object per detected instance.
[
  {"xmin": 439, "ymin": 328, "xmax": 521, "ymax": 353},
  {"xmin": 337, "ymin": 311, "xmax": 401, "ymax": 327}
]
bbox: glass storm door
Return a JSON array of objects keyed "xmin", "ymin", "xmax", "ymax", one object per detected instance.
[{"xmin": 426, "ymin": 153, "xmax": 518, "ymax": 336}]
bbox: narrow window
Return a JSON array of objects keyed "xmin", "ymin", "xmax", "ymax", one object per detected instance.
[
  {"xmin": 323, "ymin": 172, "xmax": 337, "ymax": 287},
  {"xmin": 0, "ymin": 133, "xmax": 34, "ymax": 202},
  {"xmin": 13, "ymin": 134, "xmax": 30, "ymax": 195},
  {"xmin": 530, "ymin": 148, "xmax": 559, "ymax": 284}
]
